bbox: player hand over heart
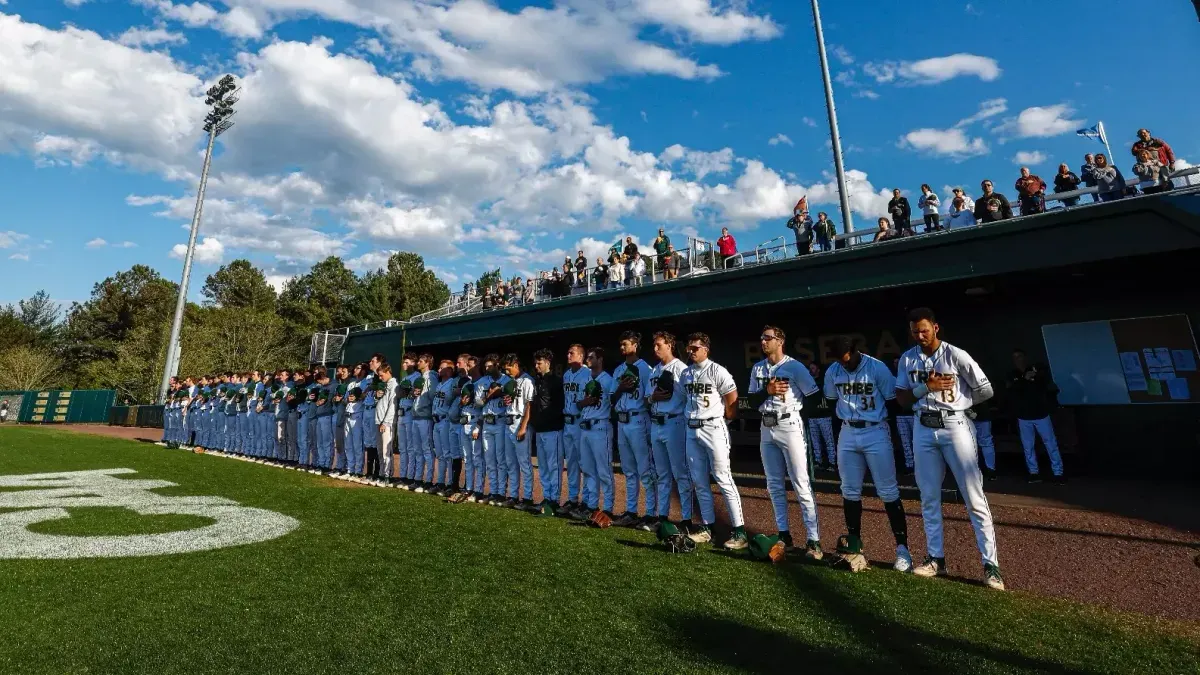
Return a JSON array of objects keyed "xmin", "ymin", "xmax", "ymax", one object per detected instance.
[
  {"xmin": 926, "ymin": 373, "xmax": 956, "ymax": 392},
  {"xmin": 766, "ymin": 378, "xmax": 789, "ymax": 396}
]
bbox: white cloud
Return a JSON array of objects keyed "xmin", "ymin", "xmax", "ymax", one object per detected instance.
[
  {"xmin": 169, "ymin": 236, "xmax": 224, "ymax": 264},
  {"xmin": 801, "ymin": 117, "xmax": 817, "ymax": 128},
  {"xmin": 767, "ymin": 133, "xmax": 793, "ymax": 147},
  {"xmin": 955, "ymin": 98, "xmax": 1007, "ymax": 128},
  {"xmin": 63, "ymin": 0, "xmax": 89, "ymax": 6},
  {"xmin": 899, "ymin": 128, "xmax": 989, "ymax": 160},
  {"xmin": 829, "ymin": 44, "xmax": 854, "ymax": 66},
  {"xmin": 263, "ymin": 272, "xmax": 292, "ymax": 293},
  {"xmin": 854, "ymin": 89, "xmax": 880, "ymax": 100},
  {"xmin": 86, "ymin": 238, "xmax": 108, "ymax": 248},
  {"xmin": 995, "ymin": 104, "xmax": 1083, "ymax": 139},
  {"xmin": 863, "ymin": 53, "xmax": 1001, "ymax": 85},
  {"xmin": 9, "ymin": 253, "xmax": 30, "ymax": 261},
  {"xmin": 117, "ymin": 26, "xmax": 187, "ymax": 48},
  {"xmin": 117, "ymin": 241, "xmax": 138, "ymax": 248},
  {"xmin": 0, "ymin": 231, "xmax": 29, "ymax": 248},
  {"xmin": 1013, "ymin": 150, "xmax": 1046, "ymax": 165}
]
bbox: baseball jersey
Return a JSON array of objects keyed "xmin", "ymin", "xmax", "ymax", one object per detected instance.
[
  {"xmin": 895, "ymin": 341, "xmax": 990, "ymax": 412},
  {"xmin": 680, "ymin": 359, "xmax": 736, "ymax": 420},
  {"xmin": 447, "ymin": 379, "xmax": 466, "ymax": 420},
  {"xmin": 399, "ymin": 371, "xmax": 418, "ymax": 411},
  {"xmin": 473, "ymin": 374, "xmax": 494, "ymax": 412},
  {"xmin": 483, "ymin": 374, "xmax": 512, "ymax": 417},
  {"xmin": 580, "ymin": 371, "xmax": 614, "ymax": 422},
  {"xmin": 342, "ymin": 378, "xmax": 360, "ymax": 416},
  {"xmin": 562, "ymin": 365, "xmax": 590, "ymax": 417},
  {"xmin": 505, "ymin": 374, "xmax": 535, "ymax": 418},
  {"xmin": 648, "ymin": 358, "xmax": 687, "ymax": 416},
  {"xmin": 412, "ymin": 370, "xmax": 439, "ymax": 417},
  {"xmin": 823, "ymin": 354, "xmax": 896, "ymax": 424},
  {"xmin": 375, "ymin": 377, "xmax": 398, "ymax": 425},
  {"xmin": 748, "ymin": 355, "xmax": 818, "ymax": 415},
  {"xmin": 611, "ymin": 359, "xmax": 652, "ymax": 413},
  {"xmin": 433, "ymin": 377, "xmax": 455, "ymax": 417}
]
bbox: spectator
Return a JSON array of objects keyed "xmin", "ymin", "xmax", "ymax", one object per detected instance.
[
  {"xmin": 1092, "ymin": 153, "xmax": 1127, "ymax": 202},
  {"xmin": 1131, "ymin": 128, "xmax": 1175, "ymax": 172},
  {"xmin": 496, "ymin": 283, "xmax": 509, "ymax": 307},
  {"xmin": 917, "ymin": 184, "xmax": 941, "ymax": 232},
  {"xmin": 1080, "ymin": 153, "xmax": 1100, "ymax": 203},
  {"xmin": 524, "ymin": 277, "xmax": 536, "ymax": 305},
  {"xmin": 786, "ymin": 210, "xmax": 814, "ymax": 256},
  {"xmin": 873, "ymin": 217, "xmax": 899, "ymax": 242},
  {"xmin": 630, "ymin": 251, "xmax": 646, "ymax": 287},
  {"xmin": 1014, "ymin": 167, "xmax": 1047, "ymax": 216},
  {"xmin": 663, "ymin": 244, "xmax": 680, "ymax": 279},
  {"xmin": 813, "ymin": 212, "xmax": 835, "ymax": 252},
  {"xmin": 1132, "ymin": 148, "xmax": 1173, "ymax": 194},
  {"xmin": 608, "ymin": 252, "xmax": 625, "ymax": 288},
  {"xmin": 574, "ymin": 250, "xmax": 587, "ymax": 286},
  {"xmin": 548, "ymin": 268, "xmax": 562, "ymax": 299},
  {"xmin": 949, "ymin": 187, "xmax": 975, "ymax": 213},
  {"xmin": 482, "ymin": 286, "xmax": 495, "ymax": 310},
  {"xmin": 946, "ymin": 195, "xmax": 977, "ymax": 228},
  {"xmin": 716, "ymin": 227, "xmax": 737, "ymax": 269},
  {"xmin": 1052, "ymin": 163, "xmax": 1082, "ymax": 207},
  {"xmin": 974, "ymin": 179, "xmax": 1013, "ymax": 223},
  {"xmin": 888, "ymin": 188, "xmax": 913, "ymax": 236},
  {"xmin": 511, "ymin": 277, "xmax": 525, "ymax": 306},
  {"xmin": 652, "ymin": 228, "xmax": 670, "ymax": 272},
  {"xmin": 592, "ymin": 257, "xmax": 609, "ymax": 290}
]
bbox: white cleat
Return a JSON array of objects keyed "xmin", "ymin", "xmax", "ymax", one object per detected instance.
[
  {"xmin": 913, "ymin": 556, "xmax": 947, "ymax": 578},
  {"xmin": 894, "ymin": 545, "xmax": 913, "ymax": 573}
]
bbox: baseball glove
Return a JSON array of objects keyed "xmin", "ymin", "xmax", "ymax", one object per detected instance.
[
  {"xmin": 584, "ymin": 379, "xmax": 604, "ymax": 400},
  {"xmin": 834, "ymin": 534, "xmax": 868, "ymax": 573},
  {"xmin": 397, "ymin": 379, "xmax": 414, "ymax": 396},
  {"xmin": 446, "ymin": 491, "xmax": 469, "ymax": 504},
  {"xmin": 654, "ymin": 369, "xmax": 675, "ymax": 396},
  {"xmin": 749, "ymin": 534, "xmax": 786, "ymax": 564},
  {"xmin": 656, "ymin": 521, "xmax": 696, "ymax": 554},
  {"xmin": 502, "ymin": 379, "xmax": 518, "ymax": 398},
  {"xmin": 589, "ymin": 509, "xmax": 613, "ymax": 529}
]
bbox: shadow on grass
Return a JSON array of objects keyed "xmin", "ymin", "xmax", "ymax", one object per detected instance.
[{"xmin": 663, "ymin": 564, "xmax": 1094, "ymax": 675}]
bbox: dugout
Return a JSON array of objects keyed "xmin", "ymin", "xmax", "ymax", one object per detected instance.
[{"xmin": 340, "ymin": 190, "xmax": 1200, "ymax": 478}]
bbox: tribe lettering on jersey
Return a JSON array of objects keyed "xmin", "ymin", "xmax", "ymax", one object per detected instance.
[
  {"xmin": 680, "ymin": 359, "xmax": 736, "ymax": 420},
  {"xmin": 580, "ymin": 371, "xmax": 614, "ymax": 421},
  {"xmin": 823, "ymin": 354, "xmax": 896, "ymax": 424},
  {"xmin": 612, "ymin": 359, "xmax": 652, "ymax": 413},
  {"xmin": 562, "ymin": 366, "xmax": 590, "ymax": 416},
  {"xmin": 895, "ymin": 342, "xmax": 990, "ymax": 412},
  {"xmin": 648, "ymin": 359, "xmax": 687, "ymax": 416},
  {"xmin": 748, "ymin": 355, "xmax": 818, "ymax": 415},
  {"xmin": 483, "ymin": 374, "xmax": 511, "ymax": 417},
  {"xmin": 505, "ymin": 374, "xmax": 535, "ymax": 418}
]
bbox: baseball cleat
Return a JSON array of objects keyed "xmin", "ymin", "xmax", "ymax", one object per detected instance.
[
  {"xmin": 413, "ymin": 485, "xmax": 426, "ymax": 493},
  {"xmin": 913, "ymin": 556, "xmax": 948, "ymax": 578},
  {"xmin": 1051, "ymin": 474, "xmax": 1067, "ymax": 485},
  {"xmin": 1027, "ymin": 474, "xmax": 1042, "ymax": 484},
  {"xmin": 724, "ymin": 529, "xmax": 749, "ymax": 551},
  {"xmin": 778, "ymin": 531, "xmax": 795, "ymax": 552},
  {"xmin": 805, "ymin": 540, "xmax": 824, "ymax": 561},
  {"xmin": 834, "ymin": 535, "xmax": 868, "ymax": 573},
  {"xmin": 894, "ymin": 545, "xmax": 913, "ymax": 573},
  {"xmin": 636, "ymin": 516, "xmax": 657, "ymax": 532},
  {"xmin": 984, "ymin": 564, "xmax": 1006, "ymax": 590},
  {"xmin": 688, "ymin": 525, "xmax": 713, "ymax": 544},
  {"xmin": 612, "ymin": 512, "xmax": 638, "ymax": 528}
]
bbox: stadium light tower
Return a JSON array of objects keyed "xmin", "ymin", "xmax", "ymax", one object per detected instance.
[
  {"xmin": 810, "ymin": 0, "xmax": 855, "ymax": 234},
  {"xmin": 156, "ymin": 74, "xmax": 239, "ymax": 404}
]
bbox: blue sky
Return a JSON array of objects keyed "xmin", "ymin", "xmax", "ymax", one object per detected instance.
[{"xmin": 1, "ymin": 0, "xmax": 1197, "ymax": 307}]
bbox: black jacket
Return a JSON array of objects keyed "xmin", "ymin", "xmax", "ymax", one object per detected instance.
[
  {"xmin": 1007, "ymin": 364, "xmax": 1059, "ymax": 420},
  {"xmin": 531, "ymin": 372, "xmax": 565, "ymax": 432},
  {"xmin": 974, "ymin": 192, "xmax": 1014, "ymax": 222},
  {"xmin": 887, "ymin": 197, "xmax": 912, "ymax": 227}
]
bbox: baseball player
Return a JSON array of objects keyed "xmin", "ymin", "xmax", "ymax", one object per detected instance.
[
  {"xmin": 801, "ymin": 362, "xmax": 836, "ymax": 471},
  {"xmin": 433, "ymin": 360, "xmax": 457, "ymax": 496},
  {"xmin": 577, "ymin": 348, "xmax": 616, "ymax": 519},
  {"xmin": 502, "ymin": 354, "xmax": 537, "ymax": 511},
  {"xmin": 477, "ymin": 354, "xmax": 508, "ymax": 506},
  {"xmin": 824, "ymin": 336, "xmax": 912, "ymax": 573},
  {"xmin": 410, "ymin": 354, "xmax": 439, "ymax": 492},
  {"xmin": 285, "ymin": 372, "xmax": 303, "ymax": 466},
  {"xmin": 894, "ymin": 307, "xmax": 1004, "ymax": 591},
  {"xmin": 313, "ymin": 367, "xmax": 337, "ymax": 473},
  {"xmin": 749, "ymin": 325, "xmax": 823, "ymax": 559},
  {"xmin": 258, "ymin": 372, "xmax": 276, "ymax": 459},
  {"xmin": 1008, "ymin": 349, "xmax": 1065, "ymax": 484},
  {"xmin": 375, "ymin": 363, "xmax": 399, "ymax": 484},
  {"xmin": 161, "ymin": 377, "xmax": 176, "ymax": 446},
  {"xmin": 273, "ymin": 370, "xmax": 293, "ymax": 464},
  {"xmin": 236, "ymin": 374, "xmax": 252, "ymax": 456},
  {"xmin": 246, "ymin": 370, "xmax": 261, "ymax": 458},
  {"xmin": 890, "ymin": 358, "xmax": 915, "ymax": 473},
  {"xmin": 443, "ymin": 366, "xmax": 468, "ymax": 498},
  {"xmin": 225, "ymin": 376, "xmax": 240, "ymax": 454},
  {"xmin": 361, "ymin": 365, "xmax": 381, "ymax": 484},
  {"xmin": 531, "ymin": 349, "xmax": 565, "ymax": 514},
  {"xmin": 299, "ymin": 374, "xmax": 318, "ymax": 469},
  {"xmin": 342, "ymin": 364, "xmax": 365, "ymax": 480},
  {"xmin": 648, "ymin": 331, "xmax": 692, "ymax": 532},
  {"xmin": 561, "ymin": 344, "xmax": 591, "ymax": 517},
  {"xmin": 457, "ymin": 355, "xmax": 486, "ymax": 502},
  {"xmin": 679, "ymin": 333, "xmax": 747, "ymax": 550},
  {"xmin": 611, "ymin": 331, "xmax": 656, "ymax": 530},
  {"xmin": 395, "ymin": 353, "xmax": 419, "ymax": 487}
]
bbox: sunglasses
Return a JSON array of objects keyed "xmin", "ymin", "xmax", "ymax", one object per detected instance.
[
  {"xmin": 685, "ymin": 345, "xmax": 703, "ymax": 353},
  {"xmin": 760, "ymin": 334, "xmax": 780, "ymax": 342}
]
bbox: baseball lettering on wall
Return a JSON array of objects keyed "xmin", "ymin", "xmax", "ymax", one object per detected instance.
[{"xmin": 0, "ymin": 469, "xmax": 299, "ymax": 559}]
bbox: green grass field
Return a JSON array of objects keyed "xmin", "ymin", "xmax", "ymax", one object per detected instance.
[{"xmin": 1, "ymin": 426, "xmax": 1197, "ymax": 674}]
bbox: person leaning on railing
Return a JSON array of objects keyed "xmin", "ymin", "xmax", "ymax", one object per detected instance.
[
  {"xmin": 592, "ymin": 257, "xmax": 609, "ymax": 290},
  {"xmin": 1133, "ymin": 148, "xmax": 1173, "ymax": 195},
  {"xmin": 1092, "ymin": 153, "xmax": 1127, "ymax": 202},
  {"xmin": 1053, "ymin": 163, "xmax": 1081, "ymax": 207},
  {"xmin": 874, "ymin": 217, "xmax": 900, "ymax": 242},
  {"xmin": 974, "ymin": 179, "xmax": 1013, "ymax": 223},
  {"xmin": 1014, "ymin": 167, "xmax": 1047, "ymax": 216}
]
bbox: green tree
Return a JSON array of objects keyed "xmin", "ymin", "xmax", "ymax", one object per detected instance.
[
  {"xmin": 276, "ymin": 256, "xmax": 359, "ymax": 333},
  {"xmin": 0, "ymin": 306, "xmax": 34, "ymax": 353},
  {"xmin": 475, "ymin": 268, "xmax": 501, "ymax": 294},
  {"xmin": 178, "ymin": 306, "xmax": 306, "ymax": 376},
  {"xmin": 0, "ymin": 345, "xmax": 62, "ymax": 391},
  {"xmin": 201, "ymin": 259, "xmax": 276, "ymax": 312},
  {"xmin": 344, "ymin": 270, "xmax": 395, "ymax": 326},
  {"xmin": 384, "ymin": 252, "xmax": 450, "ymax": 320}
]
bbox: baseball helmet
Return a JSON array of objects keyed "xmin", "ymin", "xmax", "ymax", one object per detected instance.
[
  {"xmin": 748, "ymin": 534, "xmax": 786, "ymax": 564},
  {"xmin": 656, "ymin": 520, "xmax": 696, "ymax": 554}
]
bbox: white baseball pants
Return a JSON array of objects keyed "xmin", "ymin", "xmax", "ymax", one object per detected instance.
[
  {"xmin": 836, "ymin": 423, "xmax": 900, "ymax": 502},
  {"xmin": 760, "ymin": 416, "xmax": 819, "ymax": 540},
  {"xmin": 649, "ymin": 415, "xmax": 689, "ymax": 520},
  {"xmin": 562, "ymin": 422, "xmax": 584, "ymax": 504},
  {"xmin": 482, "ymin": 422, "xmax": 506, "ymax": 497},
  {"xmin": 1018, "ymin": 416, "xmax": 1063, "ymax": 476},
  {"xmin": 580, "ymin": 420, "xmax": 615, "ymax": 512},
  {"xmin": 505, "ymin": 420, "xmax": 534, "ymax": 501},
  {"xmin": 686, "ymin": 420, "xmax": 743, "ymax": 528},
  {"xmin": 914, "ymin": 416, "xmax": 999, "ymax": 567},
  {"xmin": 617, "ymin": 415, "xmax": 654, "ymax": 515}
]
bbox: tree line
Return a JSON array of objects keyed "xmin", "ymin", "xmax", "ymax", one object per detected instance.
[{"xmin": 0, "ymin": 252, "xmax": 450, "ymax": 403}]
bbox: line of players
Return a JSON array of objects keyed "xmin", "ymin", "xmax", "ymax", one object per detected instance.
[{"xmin": 161, "ymin": 306, "xmax": 1004, "ymax": 591}]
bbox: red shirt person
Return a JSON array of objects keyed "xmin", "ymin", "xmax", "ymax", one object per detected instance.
[
  {"xmin": 716, "ymin": 227, "xmax": 737, "ymax": 268},
  {"xmin": 1130, "ymin": 128, "xmax": 1174, "ymax": 171}
]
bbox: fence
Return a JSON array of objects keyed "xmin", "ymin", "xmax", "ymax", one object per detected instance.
[
  {"xmin": 109, "ymin": 404, "xmax": 165, "ymax": 428},
  {"xmin": 309, "ymin": 320, "xmax": 405, "ymax": 364},
  {"xmin": 0, "ymin": 389, "xmax": 116, "ymax": 424}
]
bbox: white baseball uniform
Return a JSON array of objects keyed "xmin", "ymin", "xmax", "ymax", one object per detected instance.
[
  {"xmin": 896, "ymin": 341, "xmax": 999, "ymax": 567},
  {"xmin": 649, "ymin": 358, "xmax": 690, "ymax": 521},
  {"xmin": 750, "ymin": 355, "xmax": 820, "ymax": 539},
  {"xmin": 824, "ymin": 355, "xmax": 901, "ymax": 503},
  {"xmin": 479, "ymin": 373, "xmax": 509, "ymax": 498},
  {"xmin": 411, "ymin": 370, "xmax": 439, "ymax": 484},
  {"xmin": 397, "ymin": 371, "xmax": 419, "ymax": 480},
  {"xmin": 579, "ymin": 370, "xmax": 615, "ymax": 512},
  {"xmin": 561, "ymin": 365, "xmax": 591, "ymax": 505},
  {"xmin": 612, "ymin": 359, "xmax": 654, "ymax": 517},
  {"xmin": 460, "ymin": 377, "xmax": 485, "ymax": 494},
  {"xmin": 434, "ymin": 376, "xmax": 456, "ymax": 487},
  {"xmin": 680, "ymin": 358, "xmax": 743, "ymax": 528},
  {"xmin": 505, "ymin": 373, "xmax": 536, "ymax": 502}
]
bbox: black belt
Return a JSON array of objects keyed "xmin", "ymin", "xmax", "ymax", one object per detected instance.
[
  {"xmin": 687, "ymin": 418, "xmax": 721, "ymax": 429},
  {"xmin": 617, "ymin": 410, "xmax": 643, "ymax": 424},
  {"xmin": 433, "ymin": 414, "xmax": 446, "ymax": 422},
  {"xmin": 414, "ymin": 415, "xmax": 432, "ymax": 421},
  {"xmin": 846, "ymin": 420, "xmax": 878, "ymax": 429},
  {"xmin": 579, "ymin": 419, "xmax": 605, "ymax": 430},
  {"xmin": 651, "ymin": 412, "xmax": 680, "ymax": 425},
  {"xmin": 564, "ymin": 414, "xmax": 579, "ymax": 424}
]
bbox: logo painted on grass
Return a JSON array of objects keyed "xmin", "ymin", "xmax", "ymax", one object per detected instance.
[{"xmin": 0, "ymin": 468, "xmax": 299, "ymax": 559}]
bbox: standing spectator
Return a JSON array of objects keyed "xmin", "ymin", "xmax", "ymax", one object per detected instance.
[
  {"xmin": 1080, "ymin": 154, "xmax": 1099, "ymax": 203},
  {"xmin": 630, "ymin": 251, "xmax": 646, "ymax": 287},
  {"xmin": 663, "ymin": 244, "xmax": 680, "ymax": 279},
  {"xmin": 652, "ymin": 228, "xmax": 670, "ymax": 274},
  {"xmin": 1130, "ymin": 128, "xmax": 1175, "ymax": 172},
  {"xmin": 873, "ymin": 217, "xmax": 899, "ymax": 242},
  {"xmin": 1014, "ymin": 167, "xmax": 1047, "ymax": 216},
  {"xmin": 1132, "ymin": 148, "xmax": 1173, "ymax": 194},
  {"xmin": 524, "ymin": 276, "xmax": 536, "ymax": 305},
  {"xmin": 561, "ymin": 260, "xmax": 574, "ymax": 293},
  {"xmin": 1007, "ymin": 349, "xmax": 1065, "ymax": 484},
  {"xmin": 574, "ymin": 250, "xmax": 587, "ymax": 286},
  {"xmin": 974, "ymin": 179, "xmax": 1014, "ymax": 223},
  {"xmin": 608, "ymin": 252, "xmax": 625, "ymax": 288},
  {"xmin": 949, "ymin": 187, "xmax": 975, "ymax": 213},
  {"xmin": 482, "ymin": 286, "xmax": 495, "ymax": 310},
  {"xmin": 1052, "ymin": 163, "xmax": 1081, "ymax": 207},
  {"xmin": 622, "ymin": 236, "xmax": 639, "ymax": 279},
  {"xmin": 887, "ymin": 189, "xmax": 913, "ymax": 236},
  {"xmin": 716, "ymin": 227, "xmax": 737, "ymax": 269},
  {"xmin": 549, "ymin": 268, "xmax": 563, "ymax": 299},
  {"xmin": 1092, "ymin": 153, "xmax": 1126, "ymax": 202},
  {"xmin": 592, "ymin": 257, "xmax": 609, "ymax": 290},
  {"xmin": 786, "ymin": 210, "xmax": 814, "ymax": 256},
  {"xmin": 945, "ymin": 195, "xmax": 977, "ymax": 229},
  {"xmin": 917, "ymin": 184, "xmax": 941, "ymax": 232},
  {"xmin": 813, "ymin": 212, "xmax": 835, "ymax": 252},
  {"xmin": 511, "ymin": 277, "xmax": 525, "ymax": 307}
]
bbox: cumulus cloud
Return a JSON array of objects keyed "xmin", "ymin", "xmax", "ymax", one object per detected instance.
[
  {"xmin": 767, "ymin": 133, "xmax": 793, "ymax": 147},
  {"xmin": 170, "ymin": 236, "xmax": 224, "ymax": 264},
  {"xmin": 1013, "ymin": 150, "xmax": 1046, "ymax": 165},
  {"xmin": 86, "ymin": 238, "xmax": 108, "ymax": 248},
  {"xmin": 0, "ymin": 231, "xmax": 29, "ymax": 248},
  {"xmin": 995, "ymin": 104, "xmax": 1083, "ymax": 139},
  {"xmin": 9, "ymin": 253, "xmax": 30, "ymax": 261},
  {"xmin": 117, "ymin": 26, "xmax": 187, "ymax": 48},
  {"xmin": 863, "ymin": 53, "xmax": 1001, "ymax": 85},
  {"xmin": 899, "ymin": 128, "xmax": 989, "ymax": 160}
]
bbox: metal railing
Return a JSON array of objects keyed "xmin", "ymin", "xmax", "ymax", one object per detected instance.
[{"xmin": 308, "ymin": 320, "xmax": 405, "ymax": 363}]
